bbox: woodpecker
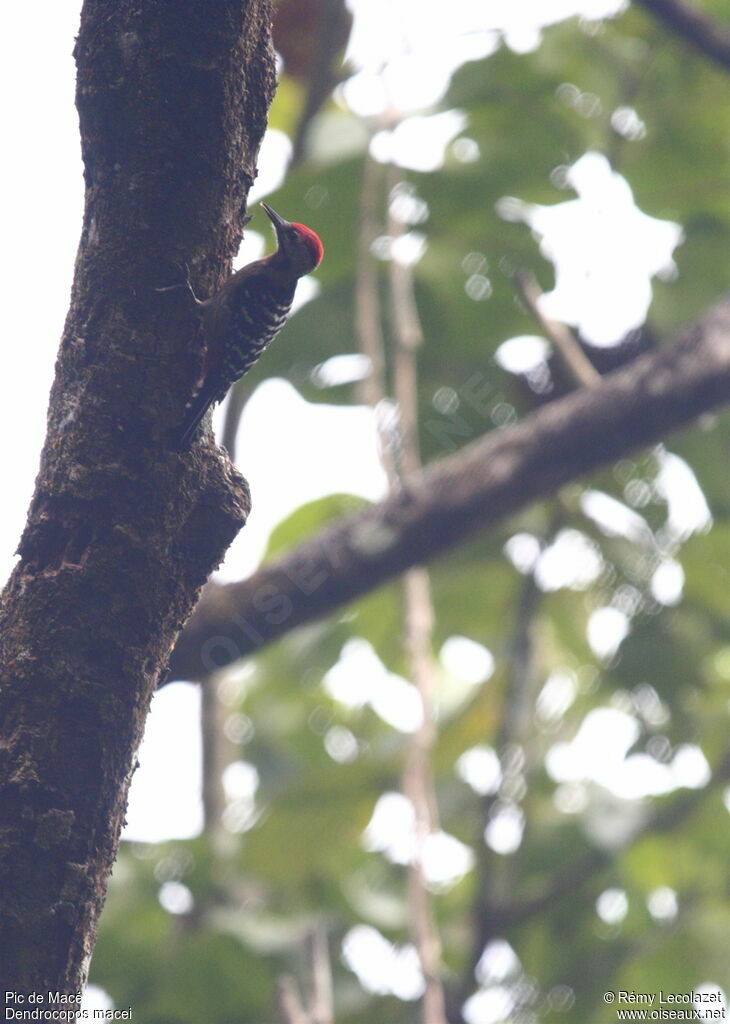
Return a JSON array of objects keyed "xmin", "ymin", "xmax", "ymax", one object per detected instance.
[{"xmin": 172, "ymin": 203, "xmax": 324, "ymax": 451}]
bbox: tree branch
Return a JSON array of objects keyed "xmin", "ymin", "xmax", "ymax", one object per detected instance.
[
  {"xmin": 169, "ymin": 295, "xmax": 730, "ymax": 680},
  {"xmin": 277, "ymin": 976, "xmax": 310, "ymax": 1024},
  {"xmin": 0, "ymin": 0, "xmax": 275, "ymax": 997},
  {"xmin": 221, "ymin": 382, "xmax": 251, "ymax": 461},
  {"xmin": 634, "ymin": 0, "xmax": 730, "ymax": 71},
  {"xmin": 445, "ymin": 746, "xmax": 730, "ymax": 1023},
  {"xmin": 515, "ymin": 270, "xmax": 601, "ymax": 389},
  {"xmin": 276, "ymin": 927, "xmax": 335, "ymax": 1024},
  {"xmin": 488, "ymin": 745, "xmax": 730, "ymax": 936},
  {"xmin": 355, "ymin": 152, "xmax": 388, "ymax": 409},
  {"xmin": 288, "ymin": 0, "xmax": 352, "ymax": 167},
  {"xmin": 386, "ymin": 167, "xmax": 448, "ymax": 1024}
]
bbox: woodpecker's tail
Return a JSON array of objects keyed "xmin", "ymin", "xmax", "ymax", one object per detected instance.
[{"xmin": 171, "ymin": 387, "xmax": 217, "ymax": 451}]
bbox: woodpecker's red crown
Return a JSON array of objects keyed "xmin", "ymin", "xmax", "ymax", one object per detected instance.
[
  {"xmin": 261, "ymin": 202, "xmax": 324, "ymax": 276},
  {"xmin": 290, "ymin": 222, "xmax": 324, "ymax": 269}
]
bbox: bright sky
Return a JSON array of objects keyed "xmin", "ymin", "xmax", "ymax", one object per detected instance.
[{"xmin": 4, "ymin": 4, "xmax": 725, "ymax": 1008}]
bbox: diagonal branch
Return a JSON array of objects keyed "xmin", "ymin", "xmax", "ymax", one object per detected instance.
[
  {"xmin": 486, "ymin": 745, "xmax": 730, "ymax": 936},
  {"xmin": 169, "ymin": 295, "xmax": 730, "ymax": 681},
  {"xmin": 634, "ymin": 0, "xmax": 730, "ymax": 71},
  {"xmin": 514, "ymin": 270, "xmax": 601, "ymax": 389},
  {"xmin": 445, "ymin": 746, "xmax": 730, "ymax": 1023}
]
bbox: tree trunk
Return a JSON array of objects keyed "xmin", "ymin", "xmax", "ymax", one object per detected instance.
[{"xmin": 0, "ymin": 0, "xmax": 274, "ymax": 1000}]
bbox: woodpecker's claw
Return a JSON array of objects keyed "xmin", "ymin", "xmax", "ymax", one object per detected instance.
[
  {"xmin": 182, "ymin": 262, "xmax": 206, "ymax": 307},
  {"xmin": 155, "ymin": 262, "xmax": 206, "ymax": 307}
]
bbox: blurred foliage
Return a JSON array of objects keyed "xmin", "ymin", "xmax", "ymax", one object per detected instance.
[{"xmin": 91, "ymin": 2, "xmax": 730, "ymax": 1021}]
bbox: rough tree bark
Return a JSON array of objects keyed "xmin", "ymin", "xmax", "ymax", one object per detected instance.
[
  {"xmin": 169, "ymin": 295, "xmax": 730, "ymax": 680},
  {"xmin": 0, "ymin": 0, "xmax": 274, "ymax": 1000}
]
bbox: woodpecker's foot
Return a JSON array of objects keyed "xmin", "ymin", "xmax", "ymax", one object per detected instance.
[
  {"xmin": 182, "ymin": 262, "xmax": 206, "ymax": 307},
  {"xmin": 154, "ymin": 261, "xmax": 188, "ymax": 294},
  {"xmin": 155, "ymin": 262, "xmax": 206, "ymax": 307}
]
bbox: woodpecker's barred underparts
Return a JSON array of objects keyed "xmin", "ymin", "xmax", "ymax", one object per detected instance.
[{"xmin": 172, "ymin": 203, "xmax": 324, "ymax": 451}]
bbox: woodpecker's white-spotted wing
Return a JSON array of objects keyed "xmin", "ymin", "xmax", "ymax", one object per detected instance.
[
  {"xmin": 171, "ymin": 269, "xmax": 296, "ymax": 450},
  {"xmin": 208, "ymin": 274, "xmax": 296, "ymax": 397}
]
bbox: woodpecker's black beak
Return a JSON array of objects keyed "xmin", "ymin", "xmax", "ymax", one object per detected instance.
[{"xmin": 261, "ymin": 202, "xmax": 291, "ymax": 243}]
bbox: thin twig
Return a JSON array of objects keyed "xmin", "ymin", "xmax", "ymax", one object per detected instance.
[
  {"xmin": 275, "ymin": 927, "xmax": 334, "ymax": 1024},
  {"xmin": 454, "ymin": 702, "xmax": 730, "ymax": 1014},
  {"xmin": 354, "ymin": 148, "xmax": 448, "ymax": 1024},
  {"xmin": 515, "ymin": 269, "xmax": 601, "ymax": 389},
  {"xmin": 386, "ymin": 165, "xmax": 449, "ymax": 1024},
  {"xmin": 463, "ymin": 515, "xmax": 559, "ymax": 997},
  {"xmin": 220, "ymin": 381, "xmax": 249, "ymax": 459},
  {"xmin": 200, "ymin": 677, "xmax": 227, "ymax": 834},
  {"xmin": 388, "ymin": 163, "xmax": 426, "ymax": 479},
  {"xmin": 355, "ymin": 153, "xmax": 389, "ymax": 411},
  {"xmin": 277, "ymin": 976, "xmax": 309, "ymax": 1024},
  {"xmin": 401, "ymin": 567, "xmax": 446, "ymax": 1024},
  {"xmin": 489, "ymin": 743, "xmax": 730, "ymax": 935},
  {"xmin": 289, "ymin": 0, "xmax": 351, "ymax": 166},
  {"xmin": 308, "ymin": 926, "xmax": 334, "ymax": 1024}
]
